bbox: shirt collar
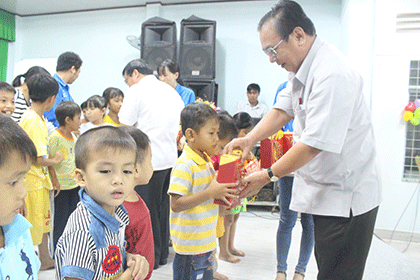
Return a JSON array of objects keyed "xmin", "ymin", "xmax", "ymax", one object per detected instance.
[
  {"xmin": 79, "ymin": 188, "xmax": 128, "ymax": 234},
  {"xmin": 2, "ymin": 214, "xmax": 32, "ymax": 246},
  {"xmin": 294, "ymin": 36, "xmax": 324, "ymax": 86},
  {"xmin": 53, "ymin": 73, "xmax": 69, "ymax": 90},
  {"xmin": 246, "ymin": 101, "xmax": 260, "ymax": 108},
  {"xmin": 183, "ymin": 144, "xmax": 212, "ymax": 165}
]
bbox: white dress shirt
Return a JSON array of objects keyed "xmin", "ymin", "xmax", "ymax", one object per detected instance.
[
  {"xmin": 236, "ymin": 100, "xmax": 268, "ymax": 118},
  {"xmin": 119, "ymin": 75, "xmax": 184, "ymax": 171},
  {"xmin": 274, "ymin": 36, "xmax": 382, "ymax": 217}
]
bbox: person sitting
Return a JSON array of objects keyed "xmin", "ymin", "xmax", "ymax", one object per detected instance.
[{"xmin": 236, "ymin": 83, "xmax": 268, "ymax": 118}]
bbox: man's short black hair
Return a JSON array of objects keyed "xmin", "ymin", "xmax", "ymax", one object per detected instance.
[
  {"xmin": 119, "ymin": 126, "xmax": 150, "ymax": 163},
  {"xmin": 75, "ymin": 126, "xmax": 138, "ymax": 171},
  {"xmin": 103, "ymin": 87, "xmax": 124, "ymax": 107},
  {"xmin": 122, "ymin": 59, "xmax": 153, "ymax": 77},
  {"xmin": 55, "ymin": 101, "xmax": 81, "ymax": 127},
  {"xmin": 26, "ymin": 73, "xmax": 59, "ymax": 103},
  {"xmin": 0, "ymin": 81, "xmax": 16, "ymax": 95},
  {"xmin": 217, "ymin": 110, "xmax": 238, "ymax": 141},
  {"xmin": 247, "ymin": 83, "xmax": 261, "ymax": 93},
  {"xmin": 258, "ymin": 0, "xmax": 316, "ymax": 41},
  {"xmin": 56, "ymin": 51, "xmax": 83, "ymax": 72},
  {"xmin": 0, "ymin": 114, "xmax": 37, "ymax": 168},
  {"xmin": 181, "ymin": 103, "xmax": 218, "ymax": 135}
]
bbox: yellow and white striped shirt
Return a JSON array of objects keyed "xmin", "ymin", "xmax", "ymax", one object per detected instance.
[{"xmin": 168, "ymin": 144, "xmax": 218, "ymax": 255}]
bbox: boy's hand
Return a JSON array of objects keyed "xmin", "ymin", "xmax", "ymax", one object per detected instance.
[
  {"xmin": 208, "ymin": 173, "xmax": 238, "ymax": 206},
  {"xmin": 51, "ymin": 151, "xmax": 65, "ymax": 165},
  {"xmin": 52, "ymin": 179, "xmax": 61, "ymax": 197},
  {"xmin": 126, "ymin": 253, "xmax": 149, "ymax": 280}
]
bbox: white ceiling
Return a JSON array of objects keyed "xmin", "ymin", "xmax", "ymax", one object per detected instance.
[{"xmin": 1, "ymin": 0, "xmax": 239, "ymax": 16}]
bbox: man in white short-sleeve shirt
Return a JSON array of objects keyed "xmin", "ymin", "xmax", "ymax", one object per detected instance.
[
  {"xmin": 119, "ymin": 59, "xmax": 184, "ymax": 269},
  {"xmin": 236, "ymin": 83, "xmax": 268, "ymax": 118},
  {"xmin": 225, "ymin": 2, "xmax": 381, "ymax": 280}
]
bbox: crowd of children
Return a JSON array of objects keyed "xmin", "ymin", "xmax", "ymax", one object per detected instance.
[{"xmin": 0, "ymin": 61, "xmax": 258, "ymax": 280}]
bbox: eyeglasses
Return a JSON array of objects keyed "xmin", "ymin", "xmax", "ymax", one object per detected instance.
[{"xmin": 263, "ymin": 38, "xmax": 284, "ymax": 57}]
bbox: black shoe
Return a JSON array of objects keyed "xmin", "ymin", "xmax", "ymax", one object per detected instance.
[
  {"xmin": 153, "ymin": 262, "xmax": 159, "ymax": 270},
  {"xmin": 159, "ymin": 258, "xmax": 168, "ymax": 266}
]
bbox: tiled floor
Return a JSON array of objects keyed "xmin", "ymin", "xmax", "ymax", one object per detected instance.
[{"xmin": 39, "ymin": 207, "xmax": 420, "ymax": 279}]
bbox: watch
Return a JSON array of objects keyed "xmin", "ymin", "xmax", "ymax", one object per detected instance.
[{"xmin": 267, "ymin": 167, "xmax": 279, "ymax": 182}]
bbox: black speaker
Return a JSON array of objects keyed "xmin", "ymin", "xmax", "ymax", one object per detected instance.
[
  {"xmin": 141, "ymin": 17, "xmax": 177, "ymax": 75},
  {"xmin": 180, "ymin": 15, "xmax": 216, "ymax": 80},
  {"xmin": 183, "ymin": 80, "xmax": 218, "ymax": 105}
]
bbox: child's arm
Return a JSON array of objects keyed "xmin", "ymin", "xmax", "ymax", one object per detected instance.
[
  {"xmin": 36, "ymin": 150, "xmax": 64, "ymax": 166},
  {"xmin": 170, "ymin": 174, "xmax": 237, "ymax": 212},
  {"xmin": 48, "ymin": 166, "xmax": 61, "ymax": 197}
]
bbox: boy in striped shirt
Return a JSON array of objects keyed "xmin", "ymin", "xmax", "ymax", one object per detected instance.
[
  {"xmin": 168, "ymin": 103, "xmax": 237, "ymax": 280},
  {"xmin": 55, "ymin": 126, "xmax": 149, "ymax": 280}
]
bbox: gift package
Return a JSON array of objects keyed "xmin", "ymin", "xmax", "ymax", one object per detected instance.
[
  {"xmin": 260, "ymin": 130, "xmax": 293, "ymax": 168},
  {"xmin": 214, "ymin": 150, "xmax": 260, "ymax": 207}
]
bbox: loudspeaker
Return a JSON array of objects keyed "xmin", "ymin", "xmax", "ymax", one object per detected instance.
[
  {"xmin": 180, "ymin": 15, "xmax": 216, "ymax": 80},
  {"xmin": 141, "ymin": 17, "xmax": 177, "ymax": 75},
  {"xmin": 183, "ymin": 80, "xmax": 218, "ymax": 105}
]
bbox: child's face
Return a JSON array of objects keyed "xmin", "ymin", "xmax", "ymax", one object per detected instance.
[
  {"xmin": 135, "ymin": 146, "xmax": 153, "ymax": 185},
  {"xmin": 46, "ymin": 95, "xmax": 57, "ymax": 111},
  {"xmin": 108, "ymin": 96, "xmax": 123, "ymax": 114},
  {"xmin": 238, "ymin": 127, "xmax": 253, "ymax": 138},
  {"xmin": 0, "ymin": 90, "xmax": 15, "ymax": 117},
  {"xmin": 213, "ymin": 138, "xmax": 231, "ymax": 156},
  {"xmin": 86, "ymin": 106, "xmax": 106, "ymax": 124},
  {"xmin": 75, "ymin": 147, "xmax": 136, "ymax": 215},
  {"xmin": 0, "ymin": 151, "xmax": 31, "ymax": 226},
  {"xmin": 191, "ymin": 118, "xmax": 220, "ymax": 157},
  {"xmin": 67, "ymin": 113, "xmax": 81, "ymax": 132},
  {"xmin": 82, "ymin": 108, "xmax": 88, "ymax": 121}
]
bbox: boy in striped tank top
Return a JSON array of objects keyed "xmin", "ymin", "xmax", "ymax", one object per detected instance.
[{"xmin": 168, "ymin": 103, "xmax": 237, "ymax": 280}]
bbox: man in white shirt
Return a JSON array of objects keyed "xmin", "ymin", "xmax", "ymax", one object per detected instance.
[
  {"xmin": 236, "ymin": 83, "xmax": 268, "ymax": 118},
  {"xmin": 225, "ymin": 1, "xmax": 381, "ymax": 280},
  {"xmin": 119, "ymin": 59, "xmax": 184, "ymax": 269}
]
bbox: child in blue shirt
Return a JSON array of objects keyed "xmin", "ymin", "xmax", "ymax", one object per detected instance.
[{"xmin": 0, "ymin": 114, "xmax": 40, "ymax": 279}]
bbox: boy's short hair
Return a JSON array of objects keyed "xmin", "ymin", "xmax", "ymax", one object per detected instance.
[
  {"xmin": 217, "ymin": 110, "xmax": 238, "ymax": 141},
  {"xmin": 0, "ymin": 81, "xmax": 16, "ymax": 94},
  {"xmin": 26, "ymin": 73, "xmax": 59, "ymax": 103},
  {"xmin": 55, "ymin": 101, "xmax": 82, "ymax": 127},
  {"xmin": 56, "ymin": 51, "xmax": 83, "ymax": 72},
  {"xmin": 75, "ymin": 126, "xmax": 138, "ymax": 171},
  {"xmin": 119, "ymin": 126, "xmax": 150, "ymax": 163},
  {"xmin": 181, "ymin": 103, "xmax": 218, "ymax": 135},
  {"xmin": 0, "ymin": 115, "xmax": 37, "ymax": 168},
  {"xmin": 102, "ymin": 87, "xmax": 124, "ymax": 107}
]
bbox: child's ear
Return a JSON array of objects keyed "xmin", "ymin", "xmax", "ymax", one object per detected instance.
[
  {"xmin": 184, "ymin": 128, "xmax": 195, "ymax": 143},
  {"xmin": 74, "ymin": 168, "xmax": 86, "ymax": 189},
  {"xmin": 64, "ymin": 116, "xmax": 71, "ymax": 125}
]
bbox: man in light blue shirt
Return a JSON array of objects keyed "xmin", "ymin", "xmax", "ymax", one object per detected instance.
[{"xmin": 44, "ymin": 52, "xmax": 82, "ymax": 128}]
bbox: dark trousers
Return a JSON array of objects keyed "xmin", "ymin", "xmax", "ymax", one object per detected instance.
[
  {"xmin": 313, "ymin": 206, "xmax": 379, "ymax": 280},
  {"xmin": 53, "ymin": 186, "xmax": 80, "ymax": 252},
  {"xmin": 135, "ymin": 168, "xmax": 171, "ymax": 268}
]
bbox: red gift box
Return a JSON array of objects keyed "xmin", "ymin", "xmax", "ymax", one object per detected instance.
[
  {"xmin": 260, "ymin": 131, "xmax": 293, "ymax": 168},
  {"xmin": 214, "ymin": 151, "xmax": 260, "ymax": 207}
]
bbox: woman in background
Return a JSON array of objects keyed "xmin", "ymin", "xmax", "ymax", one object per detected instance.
[{"xmin": 157, "ymin": 59, "xmax": 195, "ymax": 106}]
